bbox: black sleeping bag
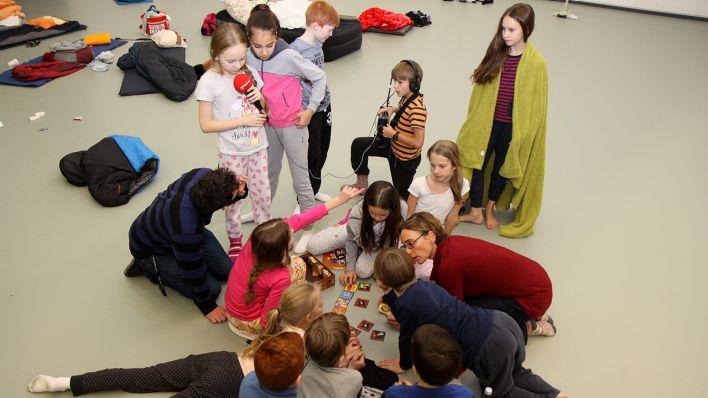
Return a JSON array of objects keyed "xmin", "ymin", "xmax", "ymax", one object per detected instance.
[
  {"xmin": 215, "ymin": 10, "xmax": 362, "ymax": 62},
  {"xmin": 59, "ymin": 136, "xmax": 160, "ymax": 207},
  {"xmin": 117, "ymin": 42, "xmax": 196, "ymax": 101}
]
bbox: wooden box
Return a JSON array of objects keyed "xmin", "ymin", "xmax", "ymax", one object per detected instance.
[
  {"xmin": 300, "ymin": 252, "xmax": 335, "ymax": 290},
  {"xmin": 321, "ymin": 248, "xmax": 347, "ymax": 270}
]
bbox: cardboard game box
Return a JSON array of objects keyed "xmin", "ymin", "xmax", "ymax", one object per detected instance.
[
  {"xmin": 321, "ymin": 248, "xmax": 346, "ymax": 270},
  {"xmin": 301, "ymin": 252, "xmax": 335, "ymax": 290}
]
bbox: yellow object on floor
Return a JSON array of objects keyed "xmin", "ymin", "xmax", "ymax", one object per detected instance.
[{"xmin": 83, "ymin": 33, "xmax": 112, "ymax": 46}]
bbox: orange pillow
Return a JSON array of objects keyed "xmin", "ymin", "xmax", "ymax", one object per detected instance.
[{"xmin": 83, "ymin": 33, "xmax": 111, "ymax": 46}]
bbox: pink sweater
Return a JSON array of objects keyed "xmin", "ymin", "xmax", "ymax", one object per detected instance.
[{"xmin": 225, "ymin": 204, "xmax": 329, "ymax": 328}]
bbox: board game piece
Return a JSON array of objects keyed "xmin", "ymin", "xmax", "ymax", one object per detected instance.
[
  {"xmin": 370, "ymin": 330, "xmax": 386, "ymax": 341},
  {"xmin": 354, "ymin": 298, "xmax": 369, "ymax": 308},
  {"xmin": 349, "ymin": 326, "xmax": 361, "ymax": 336},
  {"xmin": 339, "ymin": 290, "xmax": 354, "ymax": 301},
  {"xmin": 358, "ymin": 319, "xmax": 374, "ymax": 332},
  {"xmin": 344, "ymin": 283, "xmax": 358, "ymax": 293},
  {"xmin": 378, "ymin": 303, "xmax": 392, "ymax": 317},
  {"xmin": 321, "ymin": 248, "xmax": 347, "ymax": 270},
  {"xmin": 358, "ymin": 282, "xmax": 371, "ymax": 291}
]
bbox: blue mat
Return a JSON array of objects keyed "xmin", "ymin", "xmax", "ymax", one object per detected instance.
[{"xmin": 0, "ymin": 39, "xmax": 128, "ymax": 87}]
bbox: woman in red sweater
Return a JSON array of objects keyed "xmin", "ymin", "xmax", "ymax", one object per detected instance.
[{"xmin": 400, "ymin": 212, "xmax": 556, "ymax": 340}]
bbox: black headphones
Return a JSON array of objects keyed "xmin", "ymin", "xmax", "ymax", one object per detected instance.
[{"xmin": 400, "ymin": 59, "xmax": 421, "ymax": 93}]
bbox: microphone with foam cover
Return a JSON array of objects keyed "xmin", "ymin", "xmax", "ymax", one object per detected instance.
[{"xmin": 233, "ymin": 73, "xmax": 264, "ymax": 113}]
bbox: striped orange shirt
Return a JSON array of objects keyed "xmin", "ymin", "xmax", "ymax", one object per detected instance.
[{"xmin": 392, "ymin": 95, "xmax": 427, "ymax": 160}]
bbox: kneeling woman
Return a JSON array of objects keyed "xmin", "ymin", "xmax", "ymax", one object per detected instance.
[{"xmin": 400, "ymin": 212, "xmax": 556, "ymax": 340}]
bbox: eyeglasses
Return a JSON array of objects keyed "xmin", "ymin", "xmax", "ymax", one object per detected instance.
[{"xmin": 399, "ymin": 233, "xmax": 425, "ymax": 250}]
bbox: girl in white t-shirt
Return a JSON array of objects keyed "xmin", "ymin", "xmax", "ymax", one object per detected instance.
[
  {"xmin": 407, "ymin": 140, "xmax": 470, "ymax": 235},
  {"xmin": 195, "ymin": 24, "xmax": 270, "ymax": 261}
]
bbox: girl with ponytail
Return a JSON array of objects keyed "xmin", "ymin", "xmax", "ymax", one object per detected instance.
[{"xmin": 224, "ymin": 186, "xmax": 361, "ymax": 339}]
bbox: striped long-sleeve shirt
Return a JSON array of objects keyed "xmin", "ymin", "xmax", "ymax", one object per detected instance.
[
  {"xmin": 391, "ymin": 94, "xmax": 427, "ymax": 161},
  {"xmin": 129, "ymin": 168, "xmax": 218, "ymax": 315},
  {"xmin": 493, "ymin": 54, "xmax": 521, "ymax": 123}
]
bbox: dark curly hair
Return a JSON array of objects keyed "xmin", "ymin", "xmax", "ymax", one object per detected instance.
[{"xmin": 190, "ymin": 168, "xmax": 238, "ymax": 214}]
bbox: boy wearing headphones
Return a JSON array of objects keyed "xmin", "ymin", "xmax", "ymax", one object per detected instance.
[{"xmin": 344, "ymin": 60, "xmax": 427, "ymax": 200}]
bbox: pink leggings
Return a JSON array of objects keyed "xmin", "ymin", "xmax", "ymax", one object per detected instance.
[{"xmin": 218, "ymin": 150, "xmax": 271, "ymax": 239}]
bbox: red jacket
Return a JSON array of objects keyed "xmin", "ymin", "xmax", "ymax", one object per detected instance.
[
  {"xmin": 431, "ymin": 236, "xmax": 552, "ymax": 319},
  {"xmin": 357, "ymin": 7, "xmax": 413, "ymax": 31}
]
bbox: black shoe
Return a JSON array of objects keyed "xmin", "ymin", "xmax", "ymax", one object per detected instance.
[{"xmin": 124, "ymin": 259, "xmax": 146, "ymax": 277}]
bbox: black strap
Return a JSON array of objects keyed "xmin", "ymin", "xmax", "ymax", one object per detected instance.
[{"xmin": 389, "ymin": 93, "xmax": 420, "ymax": 129}]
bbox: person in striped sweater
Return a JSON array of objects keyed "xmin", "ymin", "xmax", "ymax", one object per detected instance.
[
  {"xmin": 344, "ymin": 60, "xmax": 427, "ymax": 200},
  {"xmin": 125, "ymin": 168, "xmax": 247, "ymax": 323}
]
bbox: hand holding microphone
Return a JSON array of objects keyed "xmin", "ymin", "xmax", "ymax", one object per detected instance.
[{"xmin": 233, "ymin": 73, "xmax": 266, "ymax": 116}]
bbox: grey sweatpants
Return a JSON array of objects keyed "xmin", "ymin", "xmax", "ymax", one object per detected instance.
[
  {"xmin": 471, "ymin": 312, "xmax": 560, "ymax": 398},
  {"xmin": 266, "ymin": 125, "xmax": 316, "ymax": 221}
]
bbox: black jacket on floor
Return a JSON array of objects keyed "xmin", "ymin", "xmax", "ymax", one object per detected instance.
[{"xmin": 59, "ymin": 135, "xmax": 159, "ymax": 207}]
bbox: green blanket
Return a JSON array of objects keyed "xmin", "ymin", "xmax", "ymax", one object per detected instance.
[{"xmin": 456, "ymin": 42, "xmax": 548, "ymax": 238}]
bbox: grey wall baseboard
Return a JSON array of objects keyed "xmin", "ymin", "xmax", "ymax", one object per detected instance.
[{"xmin": 548, "ymin": 0, "xmax": 708, "ymax": 22}]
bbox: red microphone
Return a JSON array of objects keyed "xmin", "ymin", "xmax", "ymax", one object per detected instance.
[{"xmin": 233, "ymin": 73, "xmax": 264, "ymax": 114}]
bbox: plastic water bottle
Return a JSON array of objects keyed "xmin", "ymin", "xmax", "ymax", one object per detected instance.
[{"xmin": 483, "ymin": 387, "xmax": 493, "ymax": 397}]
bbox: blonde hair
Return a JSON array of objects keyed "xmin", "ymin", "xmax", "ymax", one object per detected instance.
[
  {"xmin": 305, "ymin": 313, "xmax": 350, "ymax": 367},
  {"xmin": 427, "ymin": 140, "xmax": 464, "ymax": 204},
  {"xmin": 243, "ymin": 283, "xmax": 321, "ymax": 357},
  {"xmin": 206, "ymin": 23, "xmax": 250, "ymax": 77}
]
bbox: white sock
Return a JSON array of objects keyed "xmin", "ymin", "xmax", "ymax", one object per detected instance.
[
  {"xmin": 240, "ymin": 212, "xmax": 255, "ymax": 223},
  {"xmin": 314, "ymin": 192, "xmax": 332, "ymax": 202},
  {"xmin": 28, "ymin": 375, "xmax": 71, "ymax": 393},
  {"xmin": 294, "ymin": 230, "xmax": 313, "ymax": 254}
]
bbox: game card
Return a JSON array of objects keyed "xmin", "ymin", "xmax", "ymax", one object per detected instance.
[
  {"xmin": 349, "ymin": 326, "xmax": 361, "ymax": 336},
  {"xmin": 344, "ymin": 283, "xmax": 358, "ymax": 293},
  {"xmin": 370, "ymin": 330, "xmax": 386, "ymax": 341},
  {"xmin": 339, "ymin": 290, "xmax": 354, "ymax": 301},
  {"xmin": 354, "ymin": 298, "xmax": 369, "ymax": 308},
  {"xmin": 358, "ymin": 282, "xmax": 371, "ymax": 292},
  {"xmin": 332, "ymin": 306, "xmax": 347, "ymax": 315},
  {"xmin": 358, "ymin": 319, "xmax": 374, "ymax": 332},
  {"xmin": 378, "ymin": 303, "xmax": 392, "ymax": 317},
  {"xmin": 335, "ymin": 297, "xmax": 350, "ymax": 308}
]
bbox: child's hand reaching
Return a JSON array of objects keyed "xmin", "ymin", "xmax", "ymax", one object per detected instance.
[
  {"xmin": 237, "ymin": 175, "xmax": 248, "ymax": 195},
  {"xmin": 377, "ymin": 358, "xmax": 405, "ymax": 374},
  {"xmin": 293, "ymin": 108, "xmax": 314, "ymax": 128},
  {"xmin": 325, "ymin": 186, "xmax": 365, "ymax": 211}
]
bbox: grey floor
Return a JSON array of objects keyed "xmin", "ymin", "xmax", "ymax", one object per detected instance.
[{"xmin": 1, "ymin": 0, "xmax": 707, "ymax": 397}]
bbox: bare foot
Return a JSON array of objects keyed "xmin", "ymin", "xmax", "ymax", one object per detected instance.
[
  {"xmin": 555, "ymin": 393, "xmax": 570, "ymax": 398},
  {"xmin": 459, "ymin": 208, "xmax": 484, "ymax": 224},
  {"xmin": 485, "ymin": 204, "xmax": 499, "ymax": 230}
]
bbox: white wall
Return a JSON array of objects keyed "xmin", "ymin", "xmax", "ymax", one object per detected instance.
[{"xmin": 576, "ymin": 0, "xmax": 708, "ymax": 18}]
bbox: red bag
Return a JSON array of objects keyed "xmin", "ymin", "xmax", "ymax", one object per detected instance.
[
  {"xmin": 42, "ymin": 47, "xmax": 94, "ymax": 64},
  {"xmin": 139, "ymin": 6, "xmax": 171, "ymax": 36}
]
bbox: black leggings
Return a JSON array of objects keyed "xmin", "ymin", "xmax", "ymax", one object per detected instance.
[
  {"xmin": 470, "ymin": 120, "xmax": 512, "ymax": 208},
  {"xmin": 350, "ymin": 136, "xmax": 421, "ymax": 200},
  {"xmin": 70, "ymin": 351, "xmax": 243, "ymax": 398},
  {"xmin": 307, "ymin": 106, "xmax": 332, "ymax": 195}
]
